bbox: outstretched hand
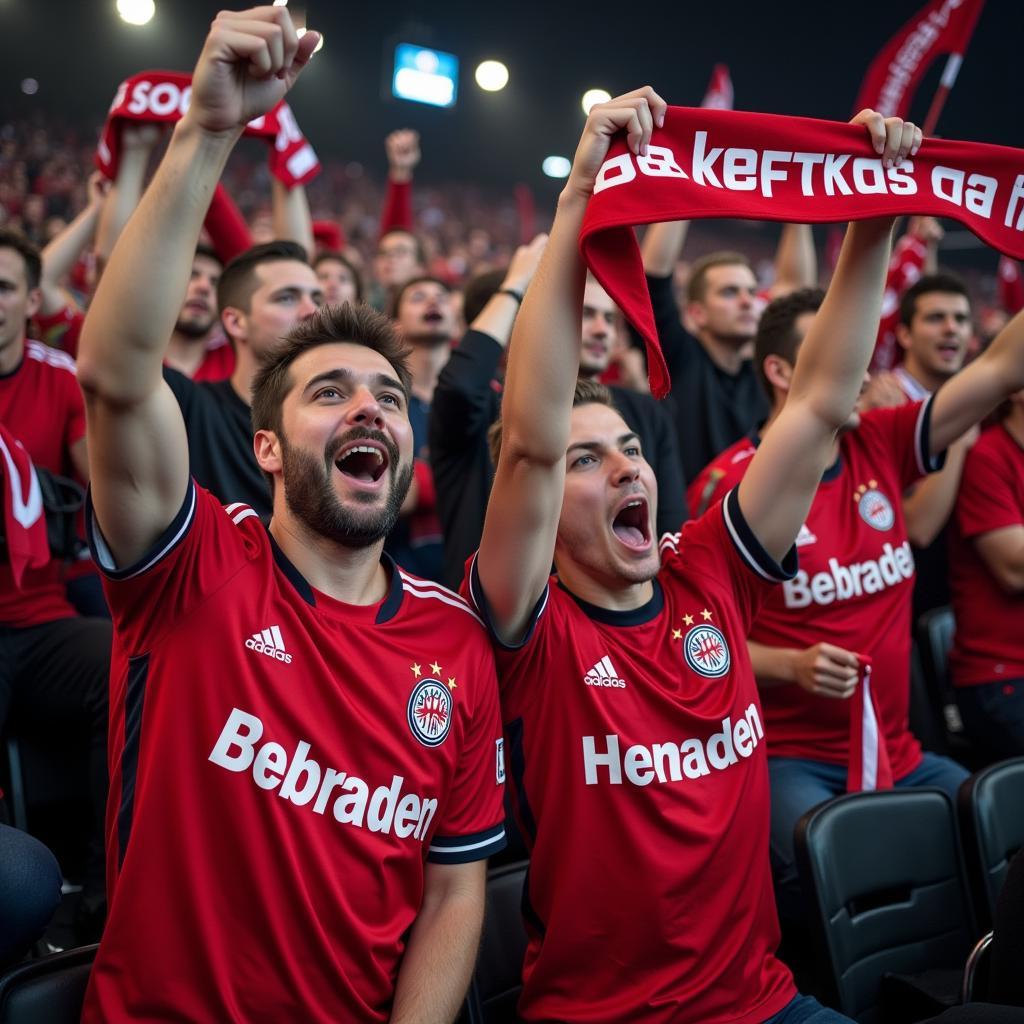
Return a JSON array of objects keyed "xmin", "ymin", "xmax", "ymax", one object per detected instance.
[
  {"xmin": 186, "ymin": 6, "xmax": 319, "ymax": 135},
  {"xmin": 566, "ymin": 87, "xmax": 667, "ymax": 201},
  {"xmin": 386, "ymin": 129, "xmax": 422, "ymax": 182}
]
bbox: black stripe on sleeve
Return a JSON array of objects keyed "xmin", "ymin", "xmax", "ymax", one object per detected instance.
[
  {"xmin": 427, "ymin": 822, "xmax": 507, "ymax": 865},
  {"xmin": 117, "ymin": 653, "xmax": 149, "ymax": 869},
  {"xmin": 468, "ymin": 552, "xmax": 549, "ymax": 651},
  {"xmin": 87, "ymin": 479, "xmax": 197, "ymax": 581},
  {"xmin": 915, "ymin": 393, "xmax": 947, "ymax": 476},
  {"xmin": 722, "ymin": 487, "xmax": 798, "ymax": 584}
]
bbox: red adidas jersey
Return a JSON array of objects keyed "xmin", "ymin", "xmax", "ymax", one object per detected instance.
[
  {"xmin": 694, "ymin": 400, "xmax": 941, "ymax": 780},
  {"xmin": 0, "ymin": 340, "xmax": 84, "ymax": 626},
  {"xmin": 82, "ymin": 482, "xmax": 505, "ymax": 1024},
  {"xmin": 464, "ymin": 488, "xmax": 797, "ymax": 1024},
  {"xmin": 949, "ymin": 423, "xmax": 1024, "ymax": 686}
]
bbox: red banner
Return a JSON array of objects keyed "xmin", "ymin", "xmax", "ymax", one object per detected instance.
[
  {"xmin": 96, "ymin": 71, "xmax": 320, "ymax": 188},
  {"xmin": 579, "ymin": 106, "xmax": 1024, "ymax": 398},
  {"xmin": 853, "ymin": 0, "xmax": 985, "ymax": 119}
]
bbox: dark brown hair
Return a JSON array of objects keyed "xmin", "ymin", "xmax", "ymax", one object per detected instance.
[
  {"xmin": 217, "ymin": 240, "xmax": 309, "ymax": 314},
  {"xmin": 0, "ymin": 228, "xmax": 41, "ymax": 290},
  {"xmin": 898, "ymin": 272, "xmax": 970, "ymax": 328},
  {"xmin": 754, "ymin": 287, "xmax": 826, "ymax": 398}
]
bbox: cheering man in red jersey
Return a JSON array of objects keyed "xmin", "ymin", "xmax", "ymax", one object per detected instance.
[
  {"xmin": 77, "ymin": 10, "xmax": 504, "ymax": 1022},
  {"xmin": 464, "ymin": 87, "xmax": 919, "ymax": 1024}
]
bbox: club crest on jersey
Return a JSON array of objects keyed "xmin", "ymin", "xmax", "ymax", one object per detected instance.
[
  {"xmin": 855, "ymin": 482, "xmax": 894, "ymax": 532},
  {"xmin": 683, "ymin": 624, "xmax": 731, "ymax": 678},
  {"xmin": 407, "ymin": 678, "xmax": 453, "ymax": 747}
]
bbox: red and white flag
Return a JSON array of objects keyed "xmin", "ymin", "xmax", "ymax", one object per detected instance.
[
  {"xmin": 701, "ymin": 65, "xmax": 733, "ymax": 110},
  {"xmin": 998, "ymin": 256, "xmax": 1024, "ymax": 316},
  {"xmin": 854, "ymin": 0, "xmax": 985, "ymax": 121},
  {"xmin": 847, "ymin": 659, "xmax": 894, "ymax": 793},
  {"xmin": 0, "ymin": 426, "xmax": 49, "ymax": 588},
  {"xmin": 872, "ymin": 232, "xmax": 928, "ymax": 371}
]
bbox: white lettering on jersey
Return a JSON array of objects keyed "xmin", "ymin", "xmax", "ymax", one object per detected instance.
[
  {"xmin": 582, "ymin": 705, "xmax": 764, "ymax": 786},
  {"xmin": 782, "ymin": 541, "xmax": 914, "ymax": 609},
  {"xmin": 209, "ymin": 708, "xmax": 438, "ymax": 841}
]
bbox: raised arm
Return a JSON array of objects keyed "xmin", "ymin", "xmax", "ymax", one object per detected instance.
[
  {"xmin": 640, "ymin": 220, "xmax": 689, "ymax": 278},
  {"xmin": 477, "ymin": 89, "xmax": 665, "ymax": 642},
  {"xmin": 271, "ymin": 177, "xmax": 314, "ymax": 255},
  {"xmin": 94, "ymin": 123, "xmax": 163, "ymax": 265},
  {"xmin": 738, "ymin": 111, "xmax": 920, "ymax": 563},
  {"xmin": 77, "ymin": 7, "xmax": 318, "ymax": 568},
  {"xmin": 928, "ymin": 305, "xmax": 1024, "ymax": 455},
  {"xmin": 380, "ymin": 129, "xmax": 419, "ymax": 235},
  {"xmin": 38, "ymin": 172, "xmax": 107, "ymax": 315},
  {"xmin": 770, "ymin": 223, "xmax": 817, "ymax": 299}
]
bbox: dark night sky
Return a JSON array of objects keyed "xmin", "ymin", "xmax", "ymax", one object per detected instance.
[{"xmin": 2, "ymin": 0, "xmax": 1020, "ymax": 192}]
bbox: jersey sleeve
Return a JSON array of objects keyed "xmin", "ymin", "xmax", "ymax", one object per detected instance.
[
  {"xmin": 426, "ymin": 639, "xmax": 507, "ymax": 865},
  {"xmin": 956, "ymin": 433, "xmax": 1023, "ymax": 540},
  {"xmin": 662, "ymin": 486, "xmax": 797, "ymax": 630},
  {"xmin": 861, "ymin": 395, "xmax": 945, "ymax": 491},
  {"xmin": 86, "ymin": 479, "xmax": 258, "ymax": 654}
]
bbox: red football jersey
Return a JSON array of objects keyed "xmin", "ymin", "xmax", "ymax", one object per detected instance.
[
  {"xmin": 949, "ymin": 423, "xmax": 1024, "ymax": 686},
  {"xmin": 191, "ymin": 333, "xmax": 236, "ymax": 383},
  {"xmin": 82, "ymin": 482, "xmax": 505, "ymax": 1024},
  {"xmin": 0, "ymin": 340, "xmax": 84, "ymax": 626},
  {"xmin": 464, "ymin": 488, "xmax": 797, "ymax": 1024},
  {"xmin": 694, "ymin": 400, "xmax": 941, "ymax": 780}
]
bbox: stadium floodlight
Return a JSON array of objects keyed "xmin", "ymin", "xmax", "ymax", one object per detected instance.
[
  {"xmin": 392, "ymin": 44, "xmax": 459, "ymax": 108},
  {"xmin": 581, "ymin": 88, "xmax": 611, "ymax": 115},
  {"xmin": 116, "ymin": 0, "xmax": 155, "ymax": 26},
  {"xmin": 272, "ymin": 0, "xmax": 288, "ymax": 5},
  {"xmin": 542, "ymin": 156, "xmax": 571, "ymax": 179},
  {"xmin": 21, "ymin": 79, "xmax": 39, "ymax": 96},
  {"xmin": 296, "ymin": 27, "xmax": 324, "ymax": 54},
  {"xmin": 474, "ymin": 60, "xmax": 509, "ymax": 92}
]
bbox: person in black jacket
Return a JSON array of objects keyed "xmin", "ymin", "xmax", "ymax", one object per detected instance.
[{"xmin": 430, "ymin": 240, "xmax": 688, "ymax": 588}]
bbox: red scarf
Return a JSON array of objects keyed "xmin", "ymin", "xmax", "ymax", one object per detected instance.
[
  {"xmin": 0, "ymin": 426, "xmax": 49, "ymax": 588},
  {"xmin": 580, "ymin": 107, "xmax": 1024, "ymax": 397},
  {"xmin": 96, "ymin": 71, "xmax": 320, "ymax": 188}
]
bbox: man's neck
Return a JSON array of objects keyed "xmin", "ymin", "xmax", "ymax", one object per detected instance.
[
  {"xmin": 229, "ymin": 345, "xmax": 257, "ymax": 406},
  {"xmin": 407, "ymin": 341, "xmax": 449, "ymax": 404},
  {"xmin": 0, "ymin": 334, "xmax": 25, "ymax": 376},
  {"xmin": 696, "ymin": 330, "xmax": 746, "ymax": 375},
  {"xmin": 556, "ymin": 559, "xmax": 655, "ymax": 613},
  {"xmin": 165, "ymin": 330, "xmax": 211, "ymax": 378},
  {"xmin": 269, "ymin": 510, "xmax": 390, "ymax": 606},
  {"xmin": 900, "ymin": 358, "xmax": 943, "ymax": 395}
]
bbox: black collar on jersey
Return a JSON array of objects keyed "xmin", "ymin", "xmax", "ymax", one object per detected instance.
[
  {"xmin": 747, "ymin": 423, "xmax": 844, "ymax": 483},
  {"xmin": 266, "ymin": 529, "xmax": 405, "ymax": 624},
  {"xmin": 557, "ymin": 577, "xmax": 665, "ymax": 627}
]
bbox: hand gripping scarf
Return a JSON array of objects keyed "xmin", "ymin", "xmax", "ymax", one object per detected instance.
[{"xmin": 580, "ymin": 107, "xmax": 1024, "ymax": 397}]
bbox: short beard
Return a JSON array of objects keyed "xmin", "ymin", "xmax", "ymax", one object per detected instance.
[
  {"xmin": 174, "ymin": 315, "xmax": 215, "ymax": 339},
  {"xmin": 280, "ymin": 428, "xmax": 412, "ymax": 549}
]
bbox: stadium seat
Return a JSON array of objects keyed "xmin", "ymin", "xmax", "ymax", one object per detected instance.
[
  {"xmin": 463, "ymin": 860, "xmax": 528, "ymax": 1024},
  {"xmin": 0, "ymin": 944, "xmax": 97, "ymax": 1023},
  {"xmin": 795, "ymin": 789, "xmax": 976, "ymax": 1023},
  {"xmin": 958, "ymin": 758, "xmax": 1024, "ymax": 931}
]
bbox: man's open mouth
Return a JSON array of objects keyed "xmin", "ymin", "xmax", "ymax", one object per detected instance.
[
  {"xmin": 334, "ymin": 443, "xmax": 389, "ymax": 483},
  {"xmin": 611, "ymin": 498, "xmax": 651, "ymax": 549}
]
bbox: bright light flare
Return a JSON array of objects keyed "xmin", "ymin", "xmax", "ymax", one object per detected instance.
[
  {"xmin": 474, "ymin": 60, "xmax": 509, "ymax": 92},
  {"xmin": 542, "ymin": 156, "xmax": 571, "ymax": 179},
  {"xmin": 116, "ymin": 0, "xmax": 155, "ymax": 26},
  {"xmin": 21, "ymin": 79, "xmax": 39, "ymax": 96},
  {"xmin": 581, "ymin": 88, "xmax": 611, "ymax": 115}
]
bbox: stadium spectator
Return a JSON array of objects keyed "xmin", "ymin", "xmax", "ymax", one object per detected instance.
[
  {"xmin": 314, "ymin": 250, "xmax": 363, "ymax": 305},
  {"xmin": 0, "ymin": 227, "xmax": 110, "ymax": 943},
  {"xmin": 465, "ymin": 89, "xmax": 916, "ymax": 1024},
  {"xmin": 948, "ymin": 389, "xmax": 1024, "ymax": 756},
  {"xmin": 693, "ymin": 272, "xmax": 1024, "ymax": 923},
  {"xmin": 76, "ymin": 10, "xmax": 504, "ymax": 1020}
]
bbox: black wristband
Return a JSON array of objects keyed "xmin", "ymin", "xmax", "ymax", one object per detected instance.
[{"xmin": 497, "ymin": 287, "xmax": 524, "ymax": 304}]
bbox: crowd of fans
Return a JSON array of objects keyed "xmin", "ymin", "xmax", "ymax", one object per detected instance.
[{"xmin": 0, "ymin": 9, "xmax": 1022, "ymax": 1022}]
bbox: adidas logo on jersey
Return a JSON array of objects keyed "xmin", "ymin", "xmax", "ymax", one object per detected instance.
[
  {"xmin": 245, "ymin": 625, "xmax": 293, "ymax": 664},
  {"xmin": 584, "ymin": 656, "xmax": 627, "ymax": 688}
]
